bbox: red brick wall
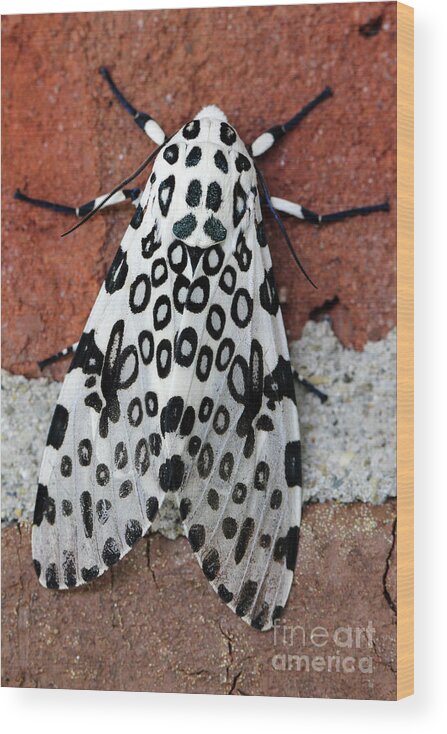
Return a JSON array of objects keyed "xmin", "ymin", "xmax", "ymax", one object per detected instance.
[{"xmin": 2, "ymin": 3, "xmax": 396, "ymax": 378}]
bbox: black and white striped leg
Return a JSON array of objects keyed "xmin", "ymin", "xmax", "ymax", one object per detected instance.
[
  {"xmin": 38, "ymin": 342, "xmax": 78, "ymax": 370},
  {"xmin": 251, "ymin": 87, "xmax": 333, "ymax": 157},
  {"xmin": 293, "ymin": 370, "xmax": 328, "ymax": 403},
  {"xmin": 270, "ymin": 196, "xmax": 390, "ymax": 224},
  {"xmin": 100, "ymin": 66, "xmax": 166, "ymax": 145},
  {"xmin": 14, "ymin": 187, "xmax": 141, "ymax": 217}
]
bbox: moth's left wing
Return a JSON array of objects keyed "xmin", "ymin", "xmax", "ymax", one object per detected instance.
[{"xmin": 172, "ymin": 225, "xmax": 302, "ymax": 631}]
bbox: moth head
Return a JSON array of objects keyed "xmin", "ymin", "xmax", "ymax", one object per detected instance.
[{"xmin": 195, "ymin": 105, "xmax": 228, "ymax": 122}]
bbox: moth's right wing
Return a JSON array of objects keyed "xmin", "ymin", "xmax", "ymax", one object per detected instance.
[{"xmin": 32, "ymin": 206, "xmax": 175, "ymax": 589}]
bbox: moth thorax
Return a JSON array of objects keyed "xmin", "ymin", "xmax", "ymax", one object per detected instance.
[{"xmin": 153, "ymin": 138, "xmax": 256, "ymax": 249}]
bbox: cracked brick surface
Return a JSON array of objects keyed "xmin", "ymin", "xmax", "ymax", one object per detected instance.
[
  {"xmin": 2, "ymin": 501, "xmax": 396, "ymax": 698},
  {"xmin": 2, "ymin": 3, "xmax": 396, "ymax": 379}
]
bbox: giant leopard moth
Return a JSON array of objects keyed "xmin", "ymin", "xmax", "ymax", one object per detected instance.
[{"xmin": 16, "ymin": 68, "xmax": 388, "ymax": 631}]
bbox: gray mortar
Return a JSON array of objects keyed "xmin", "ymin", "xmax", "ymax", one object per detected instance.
[
  {"xmin": 290, "ymin": 320, "xmax": 396, "ymax": 505},
  {"xmin": 1, "ymin": 320, "xmax": 396, "ymax": 534}
]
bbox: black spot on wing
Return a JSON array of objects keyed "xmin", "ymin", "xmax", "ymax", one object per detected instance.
[
  {"xmin": 151, "ymin": 258, "xmax": 168, "ymax": 287},
  {"xmin": 119, "ymin": 480, "xmax": 133, "ymax": 498},
  {"xmin": 260, "ymin": 267, "xmax": 280, "ymax": 315},
  {"xmin": 130, "ymin": 204, "xmax": 144, "ymax": 229},
  {"xmin": 180, "ymin": 406, "xmax": 195, "ymax": 436},
  {"xmin": 256, "ymin": 221, "xmax": 267, "ymax": 247},
  {"xmin": 264, "ymin": 356, "xmax": 296, "ymax": 408},
  {"xmin": 158, "ymin": 175, "xmax": 175, "ymax": 216},
  {"xmin": 197, "ymin": 442, "xmax": 214, "ymax": 478},
  {"xmin": 96, "ymin": 463, "xmax": 110, "ymax": 486},
  {"xmin": 183, "ymin": 120, "xmax": 200, "ymax": 139},
  {"xmin": 173, "ymin": 213, "xmax": 197, "ymax": 239},
  {"xmin": 222, "ymin": 516, "xmax": 237, "ymax": 539},
  {"xmin": 219, "ymin": 265, "xmax": 236, "ymax": 295},
  {"xmin": 163, "ymin": 144, "xmax": 179, "ymax": 164},
  {"xmin": 62, "ymin": 499, "xmax": 73, "ymax": 516},
  {"xmin": 46, "ymin": 404, "xmax": 69, "ymax": 450},
  {"xmin": 188, "ymin": 436, "xmax": 201, "ymax": 457},
  {"xmin": 186, "ymin": 276, "xmax": 210, "ymax": 314},
  {"xmin": 180, "ymin": 497, "xmax": 192, "ymax": 520},
  {"xmin": 185, "ymin": 245, "xmax": 204, "ymax": 273},
  {"xmin": 186, "ymin": 179, "xmax": 202, "ymax": 207},
  {"xmin": 285, "ymin": 441, "xmax": 302, "ymax": 487},
  {"xmin": 235, "ymin": 517, "xmax": 255, "ymax": 565},
  {"xmin": 236, "ymin": 580, "xmax": 258, "ymax": 617},
  {"xmin": 251, "ymin": 603, "xmax": 270, "ymax": 630},
  {"xmin": 207, "ymin": 488, "xmax": 219, "ymax": 511},
  {"xmin": 218, "ymin": 584, "xmax": 233, "ymax": 603},
  {"xmin": 105, "ymin": 247, "xmax": 128, "ymax": 294},
  {"xmin": 161, "ymin": 396, "xmax": 184, "ymax": 435},
  {"xmin": 206, "ymin": 182, "xmax": 222, "ymax": 212},
  {"xmin": 233, "ymin": 180, "xmax": 247, "ymax": 226},
  {"xmin": 188, "ymin": 524, "xmax": 205, "ymax": 552},
  {"xmin": 273, "ymin": 526, "xmax": 300, "ymax": 572},
  {"xmin": 78, "ymin": 438, "xmax": 92, "ymax": 466},
  {"xmin": 220, "ymin": 122, "xmax": 237, "ymax": 145},
  {"xmin": 81, "ymin": 565, "xmax": 99, "ymax": 583},
  {"xmin": 235, "ymin": 153, "xmax": 251, "ymax": 172},
  {"xmin": 234, "ymin": 232, "xmax": 252, "ymax": 272},
  {"xmin": 34, "ymin": 484, "xmax": 55, "ymax": 527},
  {"xmin": 60, "ymin": 455, "xmax": 72, "ymax": 477},
  {"xmin": 80, "ymin": 491, "xmax": 93, "ymax": 538},
  {"xmin": 159, "ymin": 455, "xmax": 185, "ymax": 491},
  {"xmin": 156, "ymin": 339, "xmax": 172, "ymax": 379},
  {"xmin": 168, "ymin": 240, "xmax": 187, "ymax": 273},
  {"xmin": 286, "ymin": 526, "xmax": 300, "ymax": 571},
  {"xmin": 254, "ymin": 461, "xmax": 269, "ymax": 491},
  {"xmin": 63, "ymin": 551, "xmax": 77, "ymax": 588},
  {"xmin": 96, "ymin": 498, "xmax": 112, "ymax": 525},
  {"xmin": 146, "ymin": 497, "xmax": 159, "ymax": 521},
  {"xmin": 125, "ymin": 519, "xmax": 143, "ymax": 547},
  {"xmin": 230, "ymin": 288, "xmax": 253, "ymax": 328},
  {"xmin": 127, "ymin": 398, "xmax": 143, "ymax": 428},
  {"xmin": 129, "ymin": 273, "xmax": 151, "ymax": 314},
  {"xmin": 214, "ymin": 149, "xmax": 228, "ymax": 173},
  {"xmin": 69, "ymin": 330, "xmax": 104, "ymax": 375},
  {"xmin": 46, "ymin": 563, "xmax": 59, "ymax": 589},
  {"xmin": 175, "ymin": 326, "xmax": 198, "ymax": 367},
  {"xmin": 141, "ymin": 225, "xmax": 161, "ymax": 259},
  {"xmin": 145, "ymin": 391, "xmax": 158, "ymax": 417},
  {"xmin": 202, "ymin": 548, "xmax": 220, "ymax": 580},
  {"xmin": 102, "ymin": 537, "xmax": 121, "ymax": 567},
  {"xmin": 153, "ymin": 294, "xmax": 171, "ymax": 330},
  {"xmin": 186, "ymin": 146, "xmax": 202, "ymax": 167},
  {"xmin": 204, "ymin": 216, "xmax": 227, "ymax": 243},
  {"xmin": 196, "ymin": 345, "xmax": 213, "ymax": 382},
  {"xmin": 203, "ymin": 245, "xmax": 224, "ymax": 275},
  {"xmin": 135, "ymin": 438, "xmax": 150, "ymax": 476},
  {"xmin": 270, "ymin": 488, "xmax": 283, "ymax": 509},
  {"xmin": 149, "ymin": 432, "xmax": 162, "ymax": 456}
]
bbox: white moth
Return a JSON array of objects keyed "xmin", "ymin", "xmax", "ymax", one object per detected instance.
[{"xmin": 20, "ymin": 69, "xmax": 388, "ymax": 631}]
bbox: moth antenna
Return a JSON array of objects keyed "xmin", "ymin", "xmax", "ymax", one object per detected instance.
[
  {"xmin": 61, "ymin": 139, "xmax": 171, "ymax": 237},
  {"xmin": 255, "ymin": 166, "xmax": 317, "ymax": 289}
]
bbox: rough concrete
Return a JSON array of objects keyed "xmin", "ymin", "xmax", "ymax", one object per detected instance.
[
  {"xmin": 1, "ymin": 320, "xmax": 396, "ymax": 526},
  {"xmin": 2, "ymin": 3, "xmax": 396, "ymax": 379},
  {"xmin": 291, "ymin": 320, "xmax": 396, "ymax": 504},
  {"xmin": 1, "ymin": 500, "xmax": 396, "ymax": 698}
]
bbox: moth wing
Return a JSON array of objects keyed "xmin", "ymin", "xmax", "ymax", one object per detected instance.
[
  {"xmin": 32, "ymin": 207, "xmax": 173, "ymax": 589},
  {"xmin": 174, "ymin": 222, "xmax": 302, "ymax": 631}
]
